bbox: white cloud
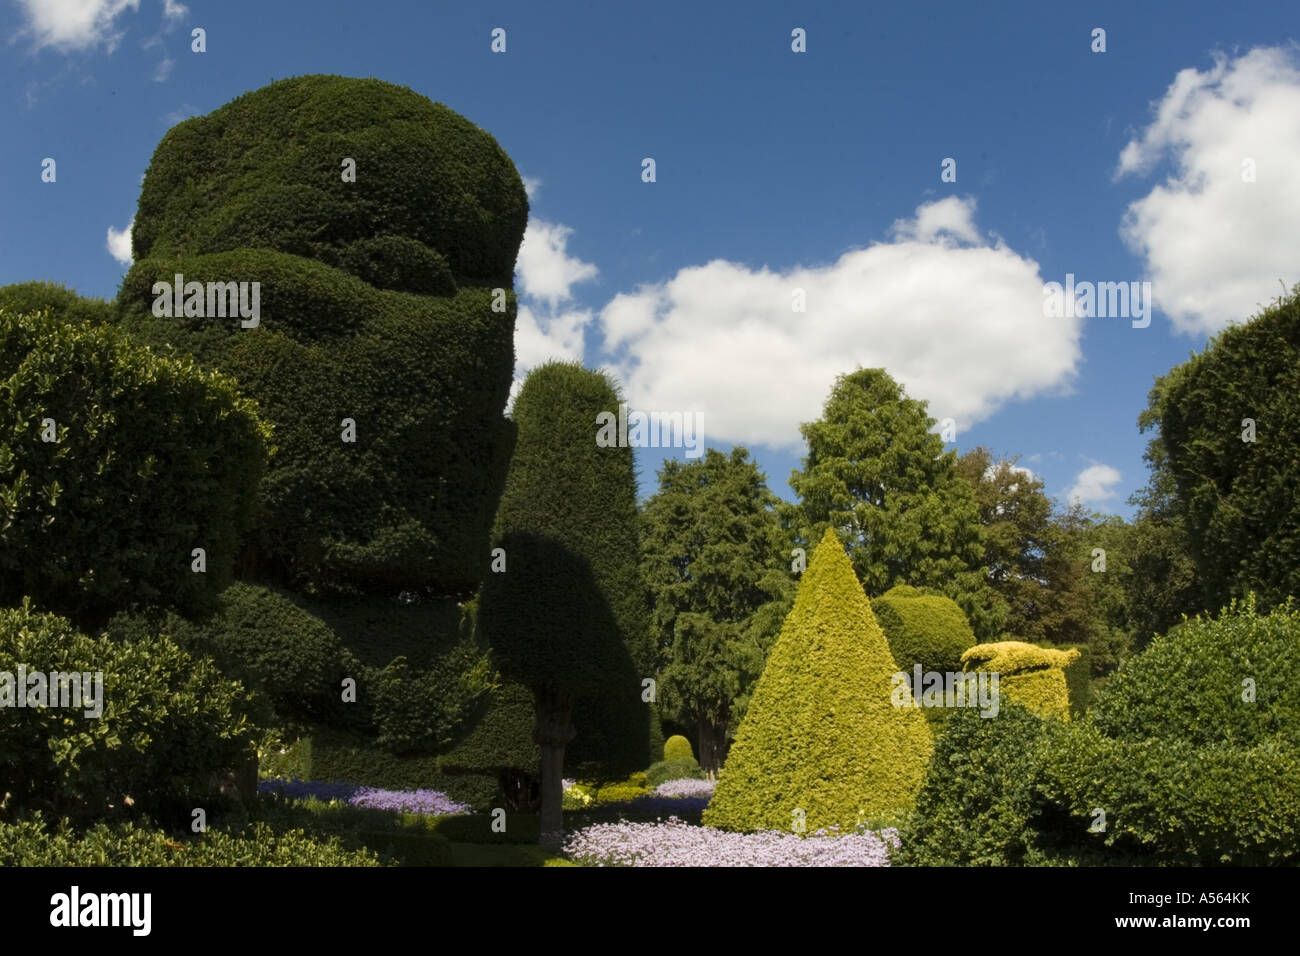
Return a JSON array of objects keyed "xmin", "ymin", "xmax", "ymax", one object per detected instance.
[
  {"xmin": 522, "ymin": 176, "xmax": 541, "ymax": 199},
  {"xmin": 13, "ymin": 0, "xmax": 140, "ymax": 52},
  {"xmin": 598, "ymin": 197, "xmax": 1081, "ymax": 451},
  {"xmin": 14, "ymin": 1, "xmax": 187, "ymax": 53},
  {"xmin": 1117, "ymin": 45, "xmax": 1300, "ymax": 336},
  {"xmin": 152, "ymin": 56, "xmax": 173, "ymax": 82},
  {"xmin": 106, "ymin": 217, "xmax": 133, "ymax": 265},
  {"xmin": 515, "ymin": 219, "xmax": 598, "ymax": 308},
  {"xmin": 1065, "ymin": 464, "xmax": 1122, "ymax": 507}
]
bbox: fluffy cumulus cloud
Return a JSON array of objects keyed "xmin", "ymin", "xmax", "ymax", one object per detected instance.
[
  {"xmin": 1065, "ymin": 464, "xmax": 1122, "ymax": 507},
  {"xmin": 106, "ymin": 217, "xmax": 133, "ymax": 265},
  {"xmin": 509, "ymin": 218, "xmax": 600, "ymax": 405},
  {"xmin": 599, "ymin": 197, "xmax": 1081, "ymax": 451},
  {"xmin": 14, "ymin": 0, "xmax": 187, "ymax": 52},
  {"xmin": 1117, "ymin": 45, "xmax": 1300, "ymax": 337}
]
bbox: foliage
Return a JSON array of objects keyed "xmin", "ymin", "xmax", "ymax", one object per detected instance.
[
  {"xmin": 0, "ymin": 307, "xmax": 269, "ymax": 626},
  {"xmin": 479, "ymin": 361, "xmax": 652, "ymax": 791},
  {"xmin": 663, "ymin": 734, "xmax": 694, "ymax": 762},
  {"xmin": 0, "ymin": 816, "xmax": 381, "ymax": 867},
  {"xmin": 893, "ymin": 704, "xmax": 1052, "ymax": 866},
  {"xmin": 787, "ymin": 369, "xmax": 1002, "ymax": 641},
  {"xmin": 0, "ymin": 601, "xmax": 259, "ymax": 824},
  {"xmin": 871, "ymin": 584, "xmax": 976, "ymax": 673},
  {"xmin": 646, "ymin": 757, "xmax": 705, "ymax": 789},
  {"xmin": 1136, "ymin": 285, "xmax": 1300, "ymax": 614},
  {"xmin": 961, "ymin": 641, "xmax": 1079, "ymax": 720},
  {"xmin": 703, "ymin": 529, "xmax": 933, "ymax": 833},
  {"xmin": 0, "ymin": 281, "xmax": 113, "ymax": 326},
  {"xmin": 118, "ymin": 75, "xmax": 524, "ymax": 597},
  {"xmin": 640, "ymin": 447, "xmax": 795, "ymax": 772}
]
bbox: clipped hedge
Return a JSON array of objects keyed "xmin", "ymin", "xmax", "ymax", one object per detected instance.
[
  {"xmin": 115, "ymin": 74, "xmax": 525, "ymax": 598},
  {"xmin": 0, "ymin": 601, "xmax": 259, "ymax": 824},
  {"xmin": 664, "ymin": 734, "xmax": 694, "ymax": 762},
  {"xmin": 0, "ymin": 307, "xmax": 269, "ymax": 625},
  {"xmin": 0, "ymin": 816, "xmax": 380, "ymax": 867},
  {"xmin": 0, "ymin": 281, "xmax": 113, "ymax": 326},
  {"xmin": 872, "ymin": 585, "xmax": 977, "ymax": 673},
  {"xmin": 132, "ymin": 75, "xmax": 528, "ymax": 286},
  {"xmin": 1091, "ymin": 596, "xmax": 1300, "ymax": 746},
  {"xmin": 893, "ymin": 704, "xmax": 1051, "ymax": 866},
  {"xmin": 962, "ymin": 641, "xmax": 1078, "ymax": 720},
  {"xmin": 704, "ymin": 529, "xmax": 933, "ymax": 833}
]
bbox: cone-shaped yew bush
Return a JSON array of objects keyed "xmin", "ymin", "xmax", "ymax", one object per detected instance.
[{"xmin": 703, "ymin": 528, "xmax": 933, "ymax": 833}]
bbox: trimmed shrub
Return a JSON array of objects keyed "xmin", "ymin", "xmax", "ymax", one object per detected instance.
[
  {"xmin": 1090, "ymin": 596, "xmax": 1300, "ymax": 746},
  {"xmin": 664, "ymin": 734, "xmax": 694, "ymax": 762},
  {"xmin": 872, "ymin": 585, "xmax": 977, "ymax": 673},
  {"xmin": 116, "ymin": 75, "xmax": 525, "ymax": 598},
  {"xmin": 962, "ymin": 641, "xmax": 1078, "ymax": 720},
  {"xmin": 595, "ymin": 782, "xmax": 650, "ymax": 805},
  {"xmin": 1038, "ymin": 722, "xmax": 1300, "ymax": 865},
  {"xmin": 893, "ymin": 704, "xmax": 1051, "ymax": 866},
  {"xmin": 0, "ymin": 601, "xmax": 259, "ymax": 824},
  {"xmin": 0, "ymin": 282, "xmax": 113, "ymax": 326},
  {"xmin": 0, "ymin": 816, "xmax": 380, "ymax": 867},
  {"xmin": 0, "ymin": 308, "xmax": 269, "ymax": 625},
  {"xmin": 1057, "ymin": 643, "xmax": 1093, "ymax": 717},
  {"xmin": 646, "ymin": 758, "xmax": 705, "ymax": 789},
  {"xmin": 132, "ymin": 75, "xmax": 527, "ymax": 286},
  {"xmin": 703, "ymin": 529, "xmax": 933, "ymax": 833}
]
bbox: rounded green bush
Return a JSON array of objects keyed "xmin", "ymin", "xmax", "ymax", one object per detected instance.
[
  {"xmin": 0, "ymin": 308, "xmax": 269, "ymax": 625},
  {"xmin": 663, "ymin": 734, "xmax": 694, "ymax": 762},
  {"xmin": 133, "ymin": 75, "xmax": 527, "ymax": 286},
  {"xmin": 0, "ymin": 282, "xmax": 113, "ymax": 326},
  {"xmin": 1091, "ymin": 596, "xmax": 1300, "ymax": 746},
  {"xmin": 872, "ymin": 585, "xmax": 977, "ymax": 674},
  {"xmin": 0, "ymin": 601, "xmax": 259, "ymax": 824}
]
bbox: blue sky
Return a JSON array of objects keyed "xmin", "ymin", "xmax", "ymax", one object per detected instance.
[{"xmin": 4, "ymin": 0, "xmax": 1299, "ymax": 517}]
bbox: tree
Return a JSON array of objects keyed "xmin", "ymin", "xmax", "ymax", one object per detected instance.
[
  {"xmin": 1135, "ymin": 285, "xmax": 1300, "ymax": 616},
  {"xmin": 478, "ymin": 362, "xmax": 650, "ymax": 844},
  {"xmin": 703, "ymin": 529, "xmax": 933, "ymax": 833},
  {"xmin": 640, "ymin": 447, "xmax": 794, "ymax": 775},
  {"xmin": 117, "ymin": 75, "xmax": 526, "ymax": 597},
  {"xmin": 787, "ymin": 368, "xmax": 1003, "ymax": 640},
  {"xmin": 0, "ymin": 307, "xmax": 269, "ymax": 628}
]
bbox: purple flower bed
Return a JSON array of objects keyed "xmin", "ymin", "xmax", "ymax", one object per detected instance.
[
  {"xmin": 258, "ymin": 779, "xmax": 471, "ymax": 816},
  {"xmin": 654, "ymin": 778, "xmax": 716, "ymax": 799},
  {"xmin": 562, "ymin": 817, "xmax": 900, "ymax": 867}
]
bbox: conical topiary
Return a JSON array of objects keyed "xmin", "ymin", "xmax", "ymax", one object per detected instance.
[{"xmin": 703, "ymin": 528, "xmax": 933, "ymax": 833}]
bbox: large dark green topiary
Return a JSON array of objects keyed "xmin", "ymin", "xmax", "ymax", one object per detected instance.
[
  {"xmin": 703, "ymin": 529, "xmax": 933, "ymax": 833},
  {"xmin": 872, "ymin": 584, "xmax": 977, "ymax": 674},
  {"xmin": 117, "ymin": 76, "xmax": 525, "ymax": 597},
  {"xmin": 0, "ymin": 308, "xmax": 269, "ymax": 626},
  {"xmin": 478, "ymin": 361, "xmax": 652, "ymax": 840},
  {"xmin": 131, "ymin": 75, "xmax": 527, "ymax": 287}
]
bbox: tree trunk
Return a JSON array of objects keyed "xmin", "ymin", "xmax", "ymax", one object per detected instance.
[
  {"xmin": 698, "ymin": 713, "xmax": 728, "ymax": 778},
  {"xmin": 533, "ymin": 684, "xmax": 575, "ymax": 849}
]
